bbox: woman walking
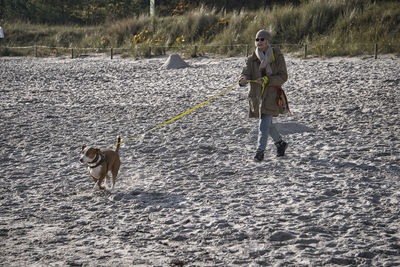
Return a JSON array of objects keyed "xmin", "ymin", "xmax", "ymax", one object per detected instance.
[{"xmin": 239, "ymin": 29, "xmax": 288, "ymax": 162}]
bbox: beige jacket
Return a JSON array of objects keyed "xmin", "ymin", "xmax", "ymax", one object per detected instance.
[{"xmin": 241, "ymin": 47, "xmax": 288, "ymax": 118}]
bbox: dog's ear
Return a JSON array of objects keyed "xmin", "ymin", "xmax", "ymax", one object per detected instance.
[{"xmin": 81, "ymin": 145, "xmax": 86, "ymax": 152}]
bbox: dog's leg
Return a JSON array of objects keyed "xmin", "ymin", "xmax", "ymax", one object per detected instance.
[
  {"xmin": 111, "ymin": 176, "xmax": 116, "ymax": 190},
  {"xmin": 111, "ymin": 171, "xmax": 118, "ymax": 190},
  {"xmin": 104, "ymin": 174, "xmax": 111, "ymax": 189},
  {"xmin": 97, "ymin": 178, "xmax": 105, "ymax": 190},
  {"xmin": 91, "ymin": 176, "xmax": 99, "ymax": 190}
]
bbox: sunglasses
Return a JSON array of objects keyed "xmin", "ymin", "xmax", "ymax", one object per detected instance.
[{"xmin": 255, "ymin": 38, "xmax": 265, "ymax": 42}]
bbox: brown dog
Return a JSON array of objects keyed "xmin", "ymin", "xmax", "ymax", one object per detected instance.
[{"xmin": 80, "ymin": 136, "xmax": 121, "ymax": 190}]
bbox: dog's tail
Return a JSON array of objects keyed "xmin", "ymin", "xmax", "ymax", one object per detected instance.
[{"xmin": 115, "ymin": 136, "xmax": 121, "ymax": 153}]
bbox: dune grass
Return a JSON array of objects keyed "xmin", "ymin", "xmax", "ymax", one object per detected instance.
[{"xmin": 1, "ymin": 0, "xmax": 399, "ymax": 57}]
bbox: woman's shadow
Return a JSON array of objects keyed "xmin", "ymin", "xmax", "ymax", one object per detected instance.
[{"xmin": 275, "ymin": 122, "xmax": 314, "ymax": 135}]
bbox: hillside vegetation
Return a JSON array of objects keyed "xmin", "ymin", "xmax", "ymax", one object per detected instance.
[{"xmin": 1, "ymin": 0, "xmax": 399, "ymax": 57}]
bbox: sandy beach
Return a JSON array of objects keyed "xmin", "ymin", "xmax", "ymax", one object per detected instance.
[{"xmin": 1, "ymin": 53, "xmax": 399, "ymax": 266}]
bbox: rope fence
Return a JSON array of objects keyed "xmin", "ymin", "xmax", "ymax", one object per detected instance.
[{"xmin": 0, "ymin": 42, "xmax": 383, "ymax": 59}]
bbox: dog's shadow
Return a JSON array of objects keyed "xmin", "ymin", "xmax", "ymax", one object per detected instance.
[{"xmin": 110, "ymin": 189, "xmax": 186, "ymax": 208}]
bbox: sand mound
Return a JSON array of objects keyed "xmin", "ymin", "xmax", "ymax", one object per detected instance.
[{"xmin": 162, "ymin": 54, "xmax": 189, "ymax": 69}]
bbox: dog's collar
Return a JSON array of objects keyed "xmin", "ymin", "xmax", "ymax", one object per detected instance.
[
  {"xmin": 88, "ymin": 153, "xmax": 100, "ymax": 164},
  {"xmin": 89, "ymin": 153, "xmax": 106, "ymax": 169}
]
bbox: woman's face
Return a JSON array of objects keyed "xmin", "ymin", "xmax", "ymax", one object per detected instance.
[{"xmin": 255, "ymin": 37, "xmax": 268, "ymax": 51}]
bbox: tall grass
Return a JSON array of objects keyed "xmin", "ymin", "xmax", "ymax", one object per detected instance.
[
  {"xmin": 2, "ymin": 1, "xmax": 399, "ymax": 57},
  {"xmin": 152, "ymin": 6, "xmax": 219, "ymax": 46},
  {"xmin": 3, "ymin": 20, "xmax": 101, "ymax": 47},
  {"xmin": 312, "ymin": 1, "xmax": 400, "ymax": 56}
]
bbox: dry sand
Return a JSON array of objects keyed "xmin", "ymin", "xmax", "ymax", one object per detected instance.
[{"xmin": 1, "ymin": 53, "xmax": 399, "ymax": 266}]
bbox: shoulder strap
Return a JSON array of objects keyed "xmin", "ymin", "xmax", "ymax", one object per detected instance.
[{"xmin": 271, "ymin": 47, "xmax": 275, "ymax": 62}]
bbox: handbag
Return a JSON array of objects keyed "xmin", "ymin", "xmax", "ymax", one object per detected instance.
[{"xmin": 275, "ymin": 86, "xmax": 291, "ymax": 115}]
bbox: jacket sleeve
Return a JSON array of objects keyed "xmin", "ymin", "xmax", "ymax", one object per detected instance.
[
  {"xmin": 268, "ymin": 47, "xmax": 288, "ymax": 87},
  {"xmin": 241, "ymin": 56, "xmax": 252, "ymax": 79}
]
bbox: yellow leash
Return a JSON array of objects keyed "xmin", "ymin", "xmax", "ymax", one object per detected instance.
[
  {"xmin": 109, "ymin": 82, "xmax": 240, "ymax": 148},
  {"xmin": 247, "ymin": 79, "xmax": 266, "ymax": 94}
]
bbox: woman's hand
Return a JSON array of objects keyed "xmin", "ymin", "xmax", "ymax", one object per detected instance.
[
  {"xmin": 258, "ymin": 76, "xmax": 269, "ymax": 87},
  {"xmin": 239, "ymin": 76, "xmax": 248, "ymax": 87}
]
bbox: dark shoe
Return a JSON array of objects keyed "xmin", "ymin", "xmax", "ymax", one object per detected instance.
[
  {"xmin": 275, "ymin": 140, "xmax": 288, "ymax": 157},
  {"xmin": 254, "ymin": 150, "xmax": 264, "ymax": 162}
]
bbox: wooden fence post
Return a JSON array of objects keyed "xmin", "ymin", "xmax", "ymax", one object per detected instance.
[
  {"xmin": 304, "ymin": 44, "xmax": 308, "ymax": 59},
  {"xmin": 374, "ymin": 43, "xmax": 378, "ymax": 59},
  {"xmin": 35, "ymin": 45, "xmax": 38, "ymax": 57},
  {"xmin": 193, "ymin": 45, "xmax": 198, "ymax": 57},
  {"xmin": 71, "ymin": 48, "xmax": 74, "ymax": 59},
  {"xmin": 111, "ymin": 48, "xmax": 113, "ymax": 59}
]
